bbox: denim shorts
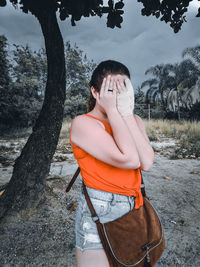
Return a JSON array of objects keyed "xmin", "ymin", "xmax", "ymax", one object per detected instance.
[{"xmin": 75, "ymin": 185, "xmax": 135, "ymax": 251}]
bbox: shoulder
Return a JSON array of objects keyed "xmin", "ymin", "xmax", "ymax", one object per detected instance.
[
  {"xmin": 70, "ymin": 115, "xmax": 95, "ymax": 146},
  {"xmin": 71, "ymin": 114, "xmax": 105, "ymax": 131},
  {"xmin": 71, "ymin": 115, "xmax": 88, "ymax": 130},
  {"xmin": 71, "ymin": 114, "xmax": 85, "ymax": 124}
]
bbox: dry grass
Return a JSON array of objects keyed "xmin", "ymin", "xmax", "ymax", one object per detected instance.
[
  {"xmin": 60, "ymin": 117, "xmax": 200, "ymax": 143},
  {"xmin": 144, "ymin": 118, "xmax": 200, "ymax": 141},
  {"xmin": 144, "ymin": 118, "xmax": 200, "ymax": 159},
  {"xmin": 60, "ymin": 118, "xmax": 72, "ymax": 139},
  {"xmin": 59, "ymin": 117, "xmax": 200, "ymax": 158},
  {"xmin": 59, "ymin": 118, "xmax": 73, "ymax": 148}
]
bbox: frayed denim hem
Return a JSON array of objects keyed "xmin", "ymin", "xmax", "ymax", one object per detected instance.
[{"xmin": 75, "ymin": 245, "xmax": 104, "ymax": 252}]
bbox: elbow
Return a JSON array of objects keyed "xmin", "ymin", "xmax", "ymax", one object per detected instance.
[
  {"xmin": 140, "ymin": 151, "xmax": 155, "ymax": 171},
  {"xmin": 140, "ymin": 162, "xmax": 153, "ymax": 171},
  {"xmin": 130, "ymin": 158, "xmax": 140, "ymax": 170},
  {"xmin": 122, "ymin": 154, "xmax": 140, "ymax": 170},
  {"xmin": 124, "ymin": 158, "xmax": 140, "ymax": 170}
]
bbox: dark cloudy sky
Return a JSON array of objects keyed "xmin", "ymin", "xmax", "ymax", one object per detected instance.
[{"xmin": 0, "ymin": 1, "xmax": 200, "ymax": 89}]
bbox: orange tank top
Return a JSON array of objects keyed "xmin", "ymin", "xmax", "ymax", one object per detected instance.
[{"xmin": 69, "ymin": 114, "xmax": 143, "ymax": 209}]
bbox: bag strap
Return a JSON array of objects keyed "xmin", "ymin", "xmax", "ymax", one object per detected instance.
[
  {"xmin": 65, "ymin": 166, "xmax": 147, "ymax": 197},
  {"xmin": 140, "ymin": 171, "xmax": 146, "ymax": 197},
  {"xmin": 82, "ymin": 181, "xmax": 100, "ymax": 222},
  {"xmin": 65, "ymin": 166, "xmax": 80, "ymax": 192}
]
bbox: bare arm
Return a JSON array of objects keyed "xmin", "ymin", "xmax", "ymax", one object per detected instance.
[
  {"xmin": 70, "ymin": 110, "xmax": 140, "ymax": 170},
  {"xmin": 115, "ymin": 75, "xmax": 154, "ymax": 171},
  {"xmin": 122, "ymin": 114, "xmax": 155, "ymax": 171},
  {"xmin": 71, "ymin": 75, "xmax": 140, "ymax": 170},
  {"xmin": 106, "ymin": 108, "xmax": 140, "ymax": 168}
]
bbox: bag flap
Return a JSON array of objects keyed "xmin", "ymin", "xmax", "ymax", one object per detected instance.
[{"xmin": 102, "ymin": 198, "xmax": 163, "ymax": 266}]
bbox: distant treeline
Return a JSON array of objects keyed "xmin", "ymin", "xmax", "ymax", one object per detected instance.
[
  {"xmin": 0, "ymin": 35, "xmax": 199, "ymax": 132},
  {"xmin": 140, "ymin": 44, "xmax": 200, "ymax": 120}
]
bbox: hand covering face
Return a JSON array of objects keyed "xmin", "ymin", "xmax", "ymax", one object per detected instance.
[{"xmin": 116, "ymin": 78, "xmax": 135, "ymax": 116}]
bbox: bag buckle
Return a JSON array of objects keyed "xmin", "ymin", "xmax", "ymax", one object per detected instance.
[
  {"xmin": 142, "ymin": 242, "xmax": 150, "ymax": 251},
  {"xmin": 92, "ymin": 215, "xmax": 99, "ymax": 222}
]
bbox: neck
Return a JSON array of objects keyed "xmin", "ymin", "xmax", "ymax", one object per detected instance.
[{"xmin": 89, "ymin": 105, "xmax": 108, "ymax": 120}]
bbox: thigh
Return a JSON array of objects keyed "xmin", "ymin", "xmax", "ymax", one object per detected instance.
[{"xmin": 75, "ymin": 247, "xmax": 110, "ymax": 267}]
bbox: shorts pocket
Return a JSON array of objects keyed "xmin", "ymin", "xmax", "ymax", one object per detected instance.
[
  {"xmin": 109, "ymin": 202, "xmax": 131, "ymax": 217},
  {"xmin": 99, "ymin": 201, "xmax": 133, "ymax": 224},
  {"xmin": 83, "ymin": 197, "xmax": 111, "ymax": 217}
]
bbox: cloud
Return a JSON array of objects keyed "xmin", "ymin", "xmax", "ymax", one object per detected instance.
[{"xmin": 0, "ymin": 1, "xmax": 200, "ymax": 88}]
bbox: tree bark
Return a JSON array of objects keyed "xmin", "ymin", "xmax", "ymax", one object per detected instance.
[{"xmin": 0, "ymin": 10, "xmax": 66, "ymax": 221}]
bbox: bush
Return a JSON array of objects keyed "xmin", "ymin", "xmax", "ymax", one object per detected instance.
[{"xmin": 64, "ymin": 94, "xmax": 88, "ymax": 119}]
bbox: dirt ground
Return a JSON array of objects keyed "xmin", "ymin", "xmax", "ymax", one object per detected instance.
[{"xmin": 0, "ymin": 138, "xmax": 200, "ymax": 267}]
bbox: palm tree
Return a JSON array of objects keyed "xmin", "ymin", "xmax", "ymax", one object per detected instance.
[
  {"xmin": 141, "ymin": 78, "xmax": 158, "ymax": 105},
  {"xmin": 172, "ymin": 59, "xmax": 199, "ymax": 89},
  {"xmin": 182, "ymin": 45, "xmax": 200, "ymax": 71},
  {"xmin": 141, "ymin": 46, "xmax": 200, "ymax": 120},
  {"xmin": 142, "ymin": 63, "xmax": 175, "ymax": 107},
  {"xmin": 170, "ymin": 59, "xmax": 199, "ymax": 112}
]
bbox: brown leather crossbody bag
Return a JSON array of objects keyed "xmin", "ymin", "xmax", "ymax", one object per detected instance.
[{"xmin": 66, "ymin": 167, "xmax": 165, "ymax": 267}]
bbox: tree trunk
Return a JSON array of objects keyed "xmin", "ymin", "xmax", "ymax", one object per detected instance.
[
  {"xmin": 177, "ymin": 90, "xmax": 181, "ymax": 121},
  {"xmin": 160, "ymin": 87, "xmax": 166, "ymax": 108},
  {"xmin": 0, "ymin": 10, "xmax": 66, "ymax": 221}
]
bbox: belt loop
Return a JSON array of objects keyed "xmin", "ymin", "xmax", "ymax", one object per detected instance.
[
  {"xmin": 128, "ymin": 196, "xmax": 131, "ymax": 210},
  {"xmin": 128, "ymin": 196, "xmax": 135, "ymax": 210},
  {"xmin": 110, "ymin": 193, "xmax": 117, "ymax": 206}
]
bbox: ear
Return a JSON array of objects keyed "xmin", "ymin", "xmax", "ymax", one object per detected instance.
[{"xmin": 90, "ymin": 86, "xmax": 98, "ymax": 99}]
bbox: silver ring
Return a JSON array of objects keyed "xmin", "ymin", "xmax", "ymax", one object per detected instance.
[{"xmin": 108, "ymin": 88, "xmax": 113, "ymax": 92}]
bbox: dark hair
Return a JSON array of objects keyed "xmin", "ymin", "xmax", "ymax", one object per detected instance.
[{"xmin": 87, "ymin": 60, "xmax": 131, "ymax": 112}]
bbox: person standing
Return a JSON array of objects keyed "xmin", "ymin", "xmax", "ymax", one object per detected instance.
[{"xmin": 69, "ymin": 60, "xmax": 154, "ymax": 267}]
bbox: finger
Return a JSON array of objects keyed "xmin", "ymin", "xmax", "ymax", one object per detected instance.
[
  {"xmin": 104, "ymin": 75, "xmax": 111, "ymax": 94},
  {"xmin": 113, "ymin": 77, "xmax": 119, "ymax": 93},
  {"xmin": 119, "ymin": 78, "xmax": 126, "ymax": 92},
  {"xmin": 125, "ymin": 78, "xmax": 134, "ymax": 94},
  {"xmin": 100, "ymin": 77, "xmax": 106, "ymax": 98},
  {"xmin": 123, "ymin": 79, "xmax": 126, "ymax": 87},
  {"xmin": 113, "ymin": 80, "xmax": 118, "ymax": 93},
  {"xmin": 112, "ymin": 86, "xmax": 117, "ymax": 98},
  {"xmin": 112, "ymin": 80, "xmax": 117, "ymax": 97},
  {"xmin": 109, "ymin": 76, "xmax": 114, "ymax": 92},
  {"xmin": 116, "ymin": 80, "xmax": 122, "ymax": 93}
]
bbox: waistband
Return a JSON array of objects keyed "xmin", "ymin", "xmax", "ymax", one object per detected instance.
[{"xmin": 81, "ymin": 185, "xmax": 135, "ymax": 203}]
